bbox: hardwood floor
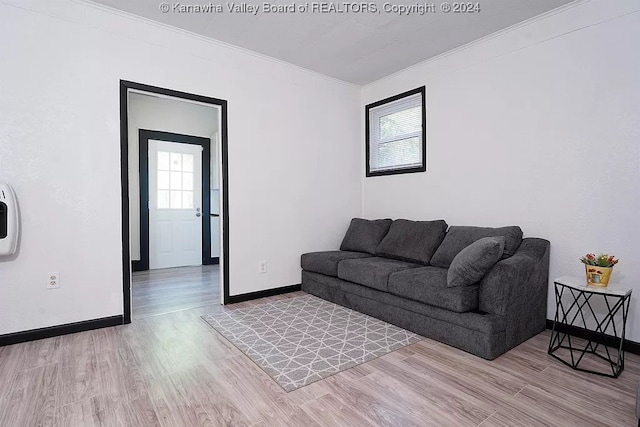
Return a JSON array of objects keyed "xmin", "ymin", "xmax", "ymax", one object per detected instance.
[
  {"xmin": 0, "ymin": 290, "xmax": 639, "ymax": 426},
  {"xmin": 132, "ymin": 265, "xmax": 221, "ymax": 320}
]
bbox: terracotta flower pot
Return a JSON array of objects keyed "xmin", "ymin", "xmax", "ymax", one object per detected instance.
[{"xmin": 585, "ymin": 265, "xmax": 613, "ymax": 287}]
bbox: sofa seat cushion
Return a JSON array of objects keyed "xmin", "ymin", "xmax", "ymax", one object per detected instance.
[
  {"xmin": 338, "ymin": 257, "xmax": 421, "ymax": 292},
  {"xmin": 388, "ymin": 266, "xmax": 479, "ymax": 313},
  {"xmin": 375, "ymin": 219, "xmax": 448, "ymax": 265},
  {"xmin": 301, "ymin": 251, "xmax": 372, "ymax": 277},
  {"xmin": 340, "ymin": 218, "xmax": 393, "ymax": 255},
  {"xmin": 431, "ymin": 226, "xmax": 523, "ymax": 269}
]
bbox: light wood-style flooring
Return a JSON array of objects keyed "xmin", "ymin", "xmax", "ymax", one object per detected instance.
[
  {"xmin": 132, "ymin": 265, "xmax": 220, "ymax": 319},
  {"xmin": 0, "ymin": 290, "xmax": 639, "ymax": 426}
]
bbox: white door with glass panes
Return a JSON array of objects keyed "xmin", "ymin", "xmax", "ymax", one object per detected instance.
[{"xmin": 148, "ymin": 140, "xmax": 203, "ymax": 269}]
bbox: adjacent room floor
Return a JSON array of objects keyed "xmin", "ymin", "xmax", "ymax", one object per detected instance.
[
  {"xmin": 132, "ymin": 265, "xmax": 220, "ymax": 320},
  {"xmin": 0, "ymin": 291, "xmax": 638, "ymax": 426}
]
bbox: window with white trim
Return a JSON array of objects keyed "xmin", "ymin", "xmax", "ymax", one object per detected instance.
[{"xmin": 366, "ymin": 87, "xmax": 426, "ymax": 176}]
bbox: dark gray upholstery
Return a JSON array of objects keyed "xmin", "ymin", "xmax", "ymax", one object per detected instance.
[
  {"xmin": 302, "ymin": 271, "xmax": 506, "ymax": 360},
  {"xmin": 305, "ymin": 271, "xmax": 505, "ymax": 335},
  {"xmin": 376, "ymin": 219, "xmax": 448, "ymax": 265},
  {"xmin": 388, "ymin": 267, "xmax": 478, "ymax": 312},
  {"xmin": 340, "ymin": 218, "xmax": 392, "ymax": 255},
  {"xmin": 300, "ymin": 222, "xmax": 549, "ymax": 361},
  {"xmin": 301, "ymin": 251, "xmax": 371, "ymax": 277},
  {"xmin": 447, "ymin": 237, "xmax": 505, "ymax": 287},
  {"xmin": 478, "ymin": 238, "xmax": 550, "ymax": 350},
  {"xmin": 337, "ymin": 257, "xmax": 420, "ymax": 292},
  {"xmin": 431, "ymin": 225, "xmax": 523, "ymax": 268}
]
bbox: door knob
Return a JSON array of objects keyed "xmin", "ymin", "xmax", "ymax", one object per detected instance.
[{"xmin": 196, "ymin": 213, "xmax": 201, "ymax": 217}]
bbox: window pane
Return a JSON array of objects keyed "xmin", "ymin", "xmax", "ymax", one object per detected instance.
[
  {"xmin": 158, "ymin": 152, "xmax": 170, "ymax": 170},
  {"xmin": 170, "ymin": 190, "xmax": 182, "ymax": 209},
  {"xmin": 367, "ymin": 89, "xmax": 424, "ymax": 175},
  {"xmin": 182, "ymin": 191, "xmax": 194, "ymax": 209},
  {"xmin": 182, "ymin": 172, "xmax": 193, "ymax": 191},
  {"xmin": 157, "ymin": 171, "xmax": 170, "ymax": 190},
  {"xmin": 157, "ymin": 190, "xmax": 170, "ymax": 209},
  {"xmin": 182, "ymin": 154, "xmax": 194, "ymax": 172},
  {"xmin": 375, "ymin": 137, "xmax": 421, "ymax": 170},
  {"xmin": 170, "ymin": 171, "xmax": 182, "ymax": 190},
  {"xmin": 379, "ymin": 106, "xmax": 421, "ymax": 139},
  {"xmin": 170, "ymin": 152, "xmax": 182, "ymax": 171}
]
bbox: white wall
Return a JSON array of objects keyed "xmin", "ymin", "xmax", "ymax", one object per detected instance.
[
  {"xmin": 128, "ymin": 92, "xmax": 218, "ymax": 261},
  {"xmin": 0, "ymin": 0, "xmax": 361, "ymax": 334},
  {"xmin": 362, "ymin": 1, "xmax": 640, "ymax": 340}
]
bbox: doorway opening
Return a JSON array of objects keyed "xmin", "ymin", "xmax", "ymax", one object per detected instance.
[{"xmin": 119, "ymin": 81, "xmax": 230, "ymax": 323}]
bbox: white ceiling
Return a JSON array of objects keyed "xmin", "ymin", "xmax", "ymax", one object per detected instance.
[{"xmin": 92, "ymin": 0, "xmax": 573, "ymax": 85}]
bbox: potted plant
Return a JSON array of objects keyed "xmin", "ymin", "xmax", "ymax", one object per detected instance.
[{"xmin": 580, "ymin": 253, "xmax": 619, "ymax": 287}]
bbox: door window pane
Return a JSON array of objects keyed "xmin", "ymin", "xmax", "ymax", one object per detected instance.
[
  {"xmin": 170, "ymin": 190, "xmax": 182, "ymax": 209},
  {"xmin": 170, "ymin": 152, "xmax": 182, "ymax": 171},
  {"xmin": 157, "ymin": 171, "xmax": 170, "ymax": 190},
  {"xmin": 170, "ymin": 171, "xmax": 182, "ymax": 190},
  {"xmin": 182, "ymin": 154, "xmax": 194, "ymax": 172},
  {"xmin": 182, "ymin": 191, "xmax": 194, "ymax": 209},
  {"xmin": 157, "ymin": 190, "xmax": 170, "ymax": 209},
  {"xmin": 182, "ymin": 172, "xmax": 193, "ymax": 191},
  {"xmin": 158, "ymin": 152, "xmax": 170, "ymax": 170}
]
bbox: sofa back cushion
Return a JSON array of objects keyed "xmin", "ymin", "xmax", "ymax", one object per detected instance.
[
  {"xmin": 375, "ymin": 219, "xmax": 448, "ymax": 265},
  {"xmin": 431, "ymin": 226, "xmax": 523, "ymax": 269},
  {"xmin": 340, "ymin": 218, "xmax": 392, "ymax": 255},
  {"xmin": 447, "ymin": 237, "xmax": 505, "ymax": 288}
]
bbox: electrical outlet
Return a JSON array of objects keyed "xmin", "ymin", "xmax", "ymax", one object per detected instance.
[
  {"xmin": 47, "ymin": 272, "xmax": 60, "ymax": 289},
  {"xmin": 258, "ymin": 261, "xmax": 267, "ymax": 274}
]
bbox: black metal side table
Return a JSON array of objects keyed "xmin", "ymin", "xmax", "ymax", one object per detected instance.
[{"xmin": 548, "ymin": 276, "xmax": 632, "ymax": 378}]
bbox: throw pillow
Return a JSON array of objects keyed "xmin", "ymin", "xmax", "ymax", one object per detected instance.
[
  {"xmin": 431, "ymin": 225, "xmax": 523, "ymax": 268},
  {"xmin": 375, "ymin": 219, "xmax": 448, "ymax": 265},
  {"xmin": 340, "ymin": 218, "xmax": 393, "ymax": 255},
  {"xmin": 447, "ymin": 237, "xmax": 505, "ymax": 287}
]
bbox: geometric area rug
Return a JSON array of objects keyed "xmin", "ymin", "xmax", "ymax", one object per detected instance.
[{"xmin": 201, "ymin": 293, "xmax": 423, "ymax": 391}]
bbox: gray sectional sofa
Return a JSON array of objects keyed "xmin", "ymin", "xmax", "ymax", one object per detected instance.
[{"xmin": 301, "ymin": 218, "xmax": 550, "ymax": 360}]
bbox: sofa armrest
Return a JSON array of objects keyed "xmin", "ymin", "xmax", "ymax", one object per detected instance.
[{"xmin": 479, "ymin": 238, "xmax": 550, "ymax": 348}]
